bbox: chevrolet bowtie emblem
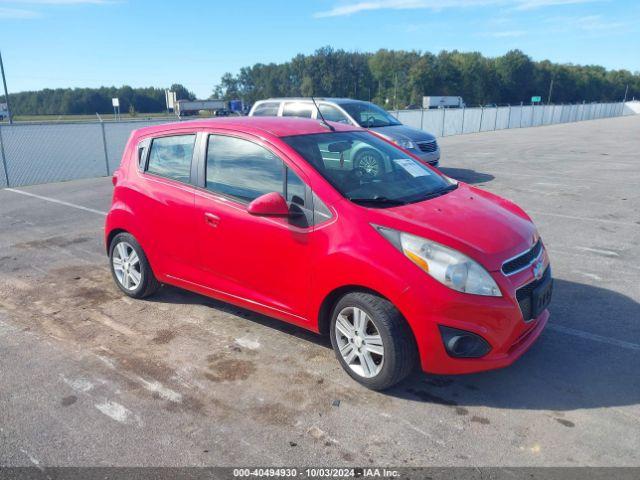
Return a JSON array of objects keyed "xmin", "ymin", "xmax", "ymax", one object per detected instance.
[{"xmin": 532, "ymin": 257, "xmax": 544, "ymax": 280}]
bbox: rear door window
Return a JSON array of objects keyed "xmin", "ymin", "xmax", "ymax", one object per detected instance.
[
  {"xmin": 282, "ymin": 102, "xmax": 314, "ymax": 118},
  {"xmin": 146, "ymin": 134, "xmax": 195, "ymax": 183},
  {"xmin": 252, "ymin": 102, "xmax": 280, "ymax": 116}
]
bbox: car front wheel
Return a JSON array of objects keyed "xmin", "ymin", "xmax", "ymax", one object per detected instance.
[{"xmin": 330, "ymin": 292, "xmax": 417, "ymax": 390}]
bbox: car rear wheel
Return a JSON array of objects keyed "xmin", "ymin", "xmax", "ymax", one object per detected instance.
[
  {"xmin": 109, "ymin": 232, "xmax": 160, "ymax": 299},
  {"xmin": 330, "ymin": 292, "xmax": 417, "ymax": 390}
]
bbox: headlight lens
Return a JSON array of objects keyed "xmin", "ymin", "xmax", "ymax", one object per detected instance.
[
  {"xmin": 394, "ymin": 139, "xmax": 416, "ymax": 150},
  {"xmin": 374, "ymin": 226, "xmax": 501, "ymax": 297}
]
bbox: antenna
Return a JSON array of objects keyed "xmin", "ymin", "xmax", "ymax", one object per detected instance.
[{"xmin": 311, "ymin": 96, "xmax": 335, "ymax": 131}]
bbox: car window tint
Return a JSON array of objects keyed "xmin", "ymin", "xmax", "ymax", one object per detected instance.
[
  {"xmin": 206, "ymin": 135, "xmax": 284, "ymax": 202},
  {"xmin": 283, "ymin": 131, "xmax": 451, "ymax": 207},
  {"xmin": 146, "ymin": 135, "xmax": 195, "ymax": 183},
  {"xmin": 252, "ymin": 102, "xmax": 280, "ymax": 116},
  {"xmin": 282, "ymin": 102, "xmax": 314, "ymax": 118},
  {"xmin": 319, "ymin": 104, "xmax": 350, "ymax": 124}
]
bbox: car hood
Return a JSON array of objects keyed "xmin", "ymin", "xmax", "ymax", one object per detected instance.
[
  {"xmin": 368, "ymin": 183, "xmax": 538, "ymax": 272},
  {"xmin": 371, "ymin": 124, "xmax": 436, "ymax": 143}
]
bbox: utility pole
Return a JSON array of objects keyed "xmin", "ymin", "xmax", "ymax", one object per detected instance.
[
  {"xmin": 393, "ymin": 73, "xmax": 398, "ymax": 111},
  {"xmin": 623, "ymin": 84, "xmax": 629, "ymax": 103},
  {"xmin": 547, "ymin": 77, "xmax": 554, "ymax": 105},
  {"xmin": 0, "ymin": 50, "xmax": 13, "ymax": 124}
]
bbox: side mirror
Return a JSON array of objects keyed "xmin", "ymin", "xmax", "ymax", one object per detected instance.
[{"xmin": 247, "ymin": 192, "xmax": 290, "ymax": 216}]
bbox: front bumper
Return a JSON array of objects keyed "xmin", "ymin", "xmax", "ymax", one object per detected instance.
[
  {"xmin": 414, "ymin": 149, "xmax": 440, "ymax": 166},
  {"xmin": 397, "ymin": 262, "xmax": 551, "ymax": 375},
  {"xmin": 423, "ymin": 309, "xmax": 549, "ymax": 375}
]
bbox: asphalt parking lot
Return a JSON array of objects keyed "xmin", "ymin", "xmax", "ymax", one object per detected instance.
[{"xmin": 0, "ymin": 115, "xmax": 639, "ymax": 467}]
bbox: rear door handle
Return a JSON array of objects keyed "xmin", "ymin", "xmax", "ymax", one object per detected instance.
[{"xmin": 204, "ymin": 212, "xmax": 220, "ymax": 228}]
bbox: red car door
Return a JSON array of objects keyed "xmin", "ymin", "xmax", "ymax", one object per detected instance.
[
  {"xmin": 193, "ymin": 132, "xmax": 314, "ymax": 325},
  {"xmin": 132, "ymin": 133, "xmax": 198, "ymax": 280}
]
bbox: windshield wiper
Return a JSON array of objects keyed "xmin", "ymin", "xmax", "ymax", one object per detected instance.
[
  {"xmin": 348, "ymin": 196, "xmax": 407, "ymax": 206},
  {"xmin": 437, "ymin": 183, "xmax": 459, "ymax": 194},
  {"xmin": 414, "ymin": 183, "xmax": 459, "ymax": 202}
]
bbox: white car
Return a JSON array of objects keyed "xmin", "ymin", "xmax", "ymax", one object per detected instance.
[{"xmin": 249, "ymin": 98, "xmax": 440, "ymax": 167}]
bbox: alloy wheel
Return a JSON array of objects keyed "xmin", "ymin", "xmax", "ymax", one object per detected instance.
[
  {"xmin": 357, "ymin": 153, "xmax": 380, "ymax": 176},
  {"xmin": 112, "ymin": 241, "xmax": 142, "ymax": 291},
  {"xmin": 334, "ymin": 306, "xmax": 384, "ymax": 378}
]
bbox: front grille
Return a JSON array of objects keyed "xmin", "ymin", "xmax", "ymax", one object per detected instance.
[
  {"xmin": 502, "ymin": 239, "xmax": 543, "ymax": 275},
  {"xmin": 417, "ymin": 140, "xmax": 437, "ymax": 153},
  {"xmin": 516, "ymin": 267, "xmax": 551, "ymax": 321}
]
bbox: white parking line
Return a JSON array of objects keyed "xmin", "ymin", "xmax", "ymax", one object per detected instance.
[
  {"xmin": 19, "ymin": 449, "xmax": 44, "ymax": 472},
  {"xmin": 4, "ymin": 188, "xmax": 107, "ymax": 216},
  {"xmin": 95, "ymin": 400, "xmax": 142, "ymax": 426},
  {"xmin": 548, "ymin": 323, "xmax": 640, "ymax": 351},
  {"xmin": 576, "ymin": 246, "xmax": 620, "ymax": 257},
  {"xmin": 528, "ymin": 210, "xmax": 639, "ymax": 227},
  {"xmin": 497, "ymin": 170, "xmax": 638, "ymax": 187},
  {"xmin": 575, "ymin": 271, "xmax": 603, "ymax": 281}
]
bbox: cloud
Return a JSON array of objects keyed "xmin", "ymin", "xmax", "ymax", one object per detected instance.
[
  {"xmin": 513, "ymin": 0, "xmax": 599, "ymax": 10},
  {"xmin": 486, "ymin": 30, "xmax": 527, "ymax": 37},
  {"xmin": 314, "ymin": 0, "xmax": 488, "ymax": 18},
  {"xmin": 0, "ymin": 0, "xmax": 114, "ymax": 19},
  {"xmin": 0, "ymin": 6, "xmax": 40, "ymax": 17},
  {"xmin": 573, "ymin": 14, "xmax": 628, "ymax": 31},
  {"xmin": 0, "ymin": 0, "xmax": 112, "ymax": 3},
  {"xmin": 542, "ymin": 13, "xmax": 633, "ymax": 35},
  {"xmin": 314, "ymin": 0, "xmax": 601, "ymax": 17}
]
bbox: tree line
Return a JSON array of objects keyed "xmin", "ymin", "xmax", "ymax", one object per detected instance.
[
  {"xmin": 212, "ymin": 47, "xmax": 639, "ymax": 108},
  {"xmin": 3, "ymin": 48, "xmax": 638, "ymax": 116},
  {"xmin": 5, "ymin": 84, "xmax": 195, "ymax": 116}
]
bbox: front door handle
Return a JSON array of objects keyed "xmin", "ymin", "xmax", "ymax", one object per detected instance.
[{"xmin": 204, "ymin": 212, "xmax": 220, "ymax": 228}]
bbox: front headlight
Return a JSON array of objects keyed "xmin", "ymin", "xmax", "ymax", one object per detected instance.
[
  {"xmin": 394, "ymin": 139, "xmax": 416, "ymax": 150},
  {"xmin": 374, "ymin": 226, "xmax": 501, "ymax": 297}
]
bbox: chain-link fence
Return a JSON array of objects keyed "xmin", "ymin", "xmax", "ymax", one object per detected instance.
[
  {"xmin": 0, "ymin": 118, "xmax": 174, "ymax": 188},
  {"xmin": 395, "ymin": 102, "xmax": 626, "ymax": 139},
  {"xmin": 0, "ymin": 102, "xmax": 633, "ymax": 188}
]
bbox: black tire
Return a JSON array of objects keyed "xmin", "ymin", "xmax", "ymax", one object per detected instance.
[
  {"xmin": 329, "ymin": 292, "xmax": 417, "ymax": 390},
  {"xmin": 109, "ymin": 232, "xmax": 160, "ymax": 299},
  {"xmin": 354, "ymin": 149, "xmax": 384, "ymax": 178}
]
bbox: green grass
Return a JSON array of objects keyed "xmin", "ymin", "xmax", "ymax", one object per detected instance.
[
  {"xmin": 1, "ymin": 111, "xmax": 241, "ymax": 124},
  {"xmin": 6, "ymin": 112, "xmax": 177, "ymax": 123}
]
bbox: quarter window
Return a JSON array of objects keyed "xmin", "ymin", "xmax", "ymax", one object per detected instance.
[
  {"xmin": 146, "ymin": 135, "xmax": 195, "ymax": 183},
  {"xmin": 206, "ymin": 135, "xmax": 284, "ymax": 202},
  {"xmin": 137, "ymin": 138, "xmax": 150, "ymax": 169}
]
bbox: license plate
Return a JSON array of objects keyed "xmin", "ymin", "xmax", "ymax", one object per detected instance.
[{"xmin": 531, "ymin": 276, "xmax": 553, "ymax": 318}]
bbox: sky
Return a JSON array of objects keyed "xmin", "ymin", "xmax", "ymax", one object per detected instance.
[{"xmin": 0, "ymin": 0, "xmax": 638, "ymax": 98}]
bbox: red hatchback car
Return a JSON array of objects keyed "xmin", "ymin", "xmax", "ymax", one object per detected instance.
[{"xmin": 105, "ymin": 117, "xmax": 552, "ymax": 390}]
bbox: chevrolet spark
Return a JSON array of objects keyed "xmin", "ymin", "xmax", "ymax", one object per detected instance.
[{"xmin": 105, "ymin": 117, "xmax": 552, "ymax": 390}]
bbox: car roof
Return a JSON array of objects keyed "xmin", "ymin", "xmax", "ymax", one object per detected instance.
[
  {"xmin": 255, "ymin": 97, "xmax": 367, "ymax": 106},
  {"xmin": 133, "ymin": 116, "xmax": 361, "ymax": 138}
]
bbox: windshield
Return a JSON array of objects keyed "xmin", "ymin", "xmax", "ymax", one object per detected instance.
[
  {"xmin": 340, "ymin": 102, "xmax": 402, "ymax": 128},
  {"xmin": 282, "ymin": 131, "xmax": 455, "ymax": 208}
]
